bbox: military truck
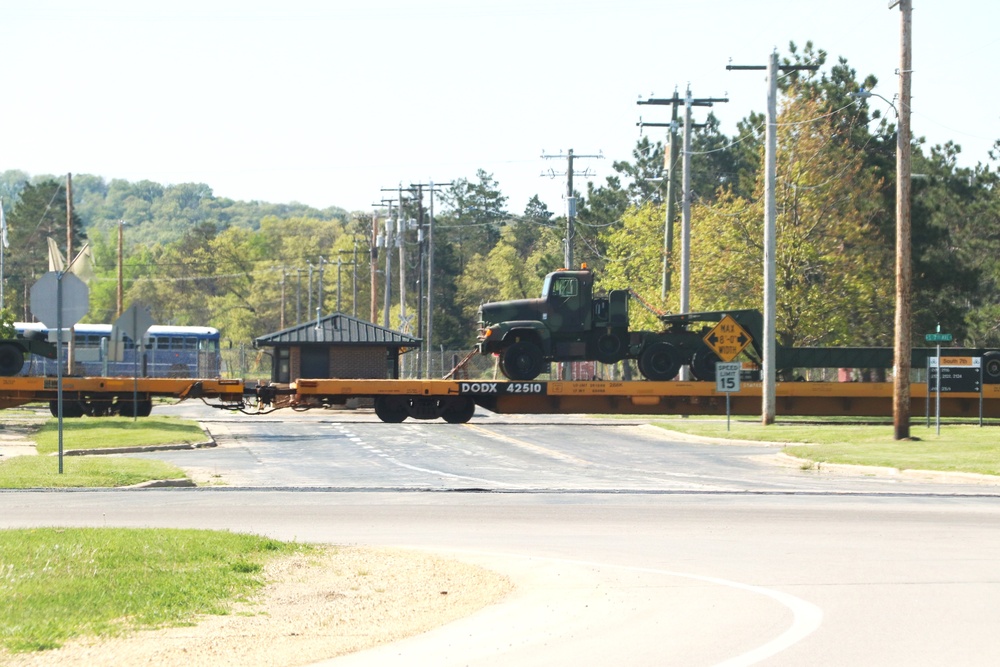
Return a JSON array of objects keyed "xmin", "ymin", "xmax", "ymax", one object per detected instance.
[
  {"xmin": 0, "ymin": 331, "xmax": 58, "ymax": 376},
  {"xmin": 477, "ymin": 266, "xmax": 1000, "ymax": 383},
  {"xmin": 477, "ymin": 266, "xmax": 763, "ymax": 381}
]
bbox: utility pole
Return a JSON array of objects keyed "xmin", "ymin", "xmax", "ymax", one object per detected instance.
[
  {"xmin": 65, "ymin": 173, "xmax": 72, "ymax": 262},
  {"xmin": 408, "ymin": 180, "xmax": 453, "ymax": 378},
  {"xmin": 116, "ymin": 219, "xmax": 124, "ymax": 318},
  {"xmin": 638, "ymin": 90, "xmax": 727, "ymax": 300},
  {"xmin": 373, "ymin": 198, "xmax": 396, "ymax": 328},
  {"xmin": 542, "ymin": 149, "xmax": 602, "ymax": 269},
  {"xmin": 728, "ymin": 56, "xmax": 818, "ymax": 426},
  {"xmin": 891, "ymin": 0, "xmax": 913, "ymax": 440}
]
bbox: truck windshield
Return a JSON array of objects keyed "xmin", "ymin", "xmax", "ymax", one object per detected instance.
[{"xmin": 544, "ymin": 276, "xmax": 577, "ymax": 298}]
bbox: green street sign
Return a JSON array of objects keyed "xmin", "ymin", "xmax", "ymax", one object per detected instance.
[{"xmin": 925, "ymin": 332, "xmax": 953, "ymax": 343}]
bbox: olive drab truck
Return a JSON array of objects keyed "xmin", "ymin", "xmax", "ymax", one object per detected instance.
[{"xmin": 476, "ymin": 266, "xmax": 764, "ymax": 382}]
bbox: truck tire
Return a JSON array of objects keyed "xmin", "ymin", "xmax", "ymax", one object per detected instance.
[
  {"xmin": 983, "ymin": 351, "xmax": 1000, "ymax": 384},
  {"xmin": 594, "ymin": 333, "xmax": 625, "ymax": 364},
  {"xmin": 0, "ymin": 344, "xmax": 25, "ymax": 376},
  {"xmin": 638, "ymin": 342, "xmax": 680, "ymax": 381},
  {"xmin": 690, "ymin": 347, "xmax": 721, "ymax": 381},
  {"xmin": 501, "ymin": 341, "xmax": 544, "ymax": 381}
]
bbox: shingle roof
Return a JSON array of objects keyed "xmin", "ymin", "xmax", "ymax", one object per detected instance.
[{"xmin": 255, "ymin": 313, "xmax": 421, "ymax": 347}]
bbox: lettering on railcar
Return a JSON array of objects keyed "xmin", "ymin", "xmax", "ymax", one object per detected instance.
[{"xmin": 458, "ymin": 382, "xmax": 546, "ymax": 395}]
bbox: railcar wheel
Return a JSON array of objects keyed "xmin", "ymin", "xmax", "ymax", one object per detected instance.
[
  {"xmin": 374, "ymin": 396, "xmax": 409, "ymax": 423},
  {"xmin": 441, "ymin": 397, "xmax": 476, "ymax": 424},
  {"xmin": 49, "ymin": 399, "xmax": 85, "ymax": 418},
  {"xmin": 500, "ymin": 341, "xmax": 544, "ymax": 381},
  {"xmin": 638, "ymin": 342, "xmax": 680, "ymax": 381}
]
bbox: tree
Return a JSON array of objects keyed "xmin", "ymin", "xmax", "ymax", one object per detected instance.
[
  {"xmin": 690, "ymin": 88, "xmax": 893, "ymax": 350},
  {"xmin": 437, "ymin": 169, "xmax": 508, "ymax": 273},
  {"xmin": 4, "ymin": 180, "xmax": 87, "ymax": 320}
]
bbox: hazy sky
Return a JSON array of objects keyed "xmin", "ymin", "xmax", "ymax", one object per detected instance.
[{"xmin": 2, "ymin": 1, "xmax": 996, "ymax": 217}]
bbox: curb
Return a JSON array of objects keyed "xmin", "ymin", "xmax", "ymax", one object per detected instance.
[
  {"xmin": 59, "ymin": 440, "xmax": 217, "ymax": 457},
  {"xmin": 775, "ymin": 451, "xmax": 1000, "ymax": 485}
]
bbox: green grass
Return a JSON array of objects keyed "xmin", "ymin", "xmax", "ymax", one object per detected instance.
[
  {"xmin": 33, "ymin": 416, "xmax": 207, "ymax": 454},
  {"xmin": 0, "ymin": 528, "xmax": 309, "ymax": 653},
  {"xmin": 0, "ymin": 455, "xmax": 186, "ymax": 488},
  {"xmin": 648, "ymin": 418, "xmax": 1000, "ymax": 476}
]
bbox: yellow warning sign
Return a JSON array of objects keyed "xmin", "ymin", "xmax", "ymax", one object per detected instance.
[{"xmin": 703, "ymin": 315, "xmax": 752, "ymax": 362}]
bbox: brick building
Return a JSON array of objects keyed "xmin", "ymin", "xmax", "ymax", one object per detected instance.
[{"xmin": 254, "ymin": 313, "xmax": 420, "ymax": 383}]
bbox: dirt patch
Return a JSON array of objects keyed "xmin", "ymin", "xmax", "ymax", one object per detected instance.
[{"xmin": 1, "ymin": 545, "xmax": 513, "ymax": 667}]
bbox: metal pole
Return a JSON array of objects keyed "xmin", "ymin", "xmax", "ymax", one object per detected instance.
[
  {"xmin": 317, "ymin": 257, "xmax": 325, "ymax": 319},
  {"xmin": 56, "ymin": 273, "xmax": 64, "ymax": 473},
  {"xmin": 662, "ymin": 94, "xmax": 680, "ymax": 299},
  {"xmin": 762, "ymin": 51, "xmax": 779, "ymax": 425},
  {"xmin": 892, "ymin": 0, "xmax": 914, "ymax": 440},
  {"xmin": 678, "ymin": 91, "xmax": 693, "ymax": 381},
  {"xmin": 426, "ymin": 182, "xmax": 435, "ymax": 378},
  {"xmin": 565, "ymin": 150, "xmax": 575, "ymax": 269}
]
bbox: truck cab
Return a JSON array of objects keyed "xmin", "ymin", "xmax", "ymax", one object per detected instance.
[{"xmin": 478, "ymin": 268, "xmax": 628, "ymax": 380}]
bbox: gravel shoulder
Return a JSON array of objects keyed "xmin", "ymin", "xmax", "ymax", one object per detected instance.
[{"xmin": 1, "ymin": 545, "xmax": 514, "ymax": 667}]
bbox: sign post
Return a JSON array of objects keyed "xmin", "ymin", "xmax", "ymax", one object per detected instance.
[
  {"xmin": 924, "ymin": 327, "xmax": 952, "ymax": 435},
  {"xmin": 115, "ymin": 304, "xmax": 154, "ymax": 421},
  {"xmin": 715, "ymin": 361, "xmax": 742, "ymax": 431},
  {"xmin": 30, "ymin": 271, "xmax": 90, "ymax": 473}
]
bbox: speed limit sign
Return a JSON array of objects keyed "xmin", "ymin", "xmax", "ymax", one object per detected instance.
[{"xmin": 715, "ymin": 362, "xmax": 742, "ymax": 393}]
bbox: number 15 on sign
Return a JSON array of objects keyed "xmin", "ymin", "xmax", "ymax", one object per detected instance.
[{"xmin": 715, "ymin": 362, "xmax": 742, "ymax": 431}]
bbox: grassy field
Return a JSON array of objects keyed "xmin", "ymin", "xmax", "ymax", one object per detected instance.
[
  {"xmin": 649, "ymin": 417, "xmax": 1000, "ymax": 476},
  {"xmin": 33, "ymin": 416, "xmax": 207, "ymax": 454},
  {"xmin": 0, "ymin": 414, "xmax": 201, "ymax": 488},
  {"xmin": 0, "ymin": 528, "xmax": 308, "ymax": 653},
  {"xmin": 0, "ymin": 455, "xmax": 186, "ymax": 488}
]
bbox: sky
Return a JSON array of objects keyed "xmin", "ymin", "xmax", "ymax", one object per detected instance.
[{"xmin": 2, "ymin": 1, "xmax": 997, "ymax": 218}]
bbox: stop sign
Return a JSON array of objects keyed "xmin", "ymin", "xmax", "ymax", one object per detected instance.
[{"xmin": 29, "ymin": 271, "xmax": 90, "ymax": 328}]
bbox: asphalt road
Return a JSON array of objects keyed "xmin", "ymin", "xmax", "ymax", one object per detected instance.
[{"xmin": 4, "ymin": 402, "xmax": 1000, "ymax": 666}]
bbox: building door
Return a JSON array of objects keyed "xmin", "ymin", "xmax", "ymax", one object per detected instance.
[{"xmin": 300, "ymin": 346, "xmax": 329, "ymax": 379}]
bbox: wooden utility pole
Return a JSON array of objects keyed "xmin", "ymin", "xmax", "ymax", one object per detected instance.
[
  {"xmin": 637, "ymin": 91, "xmax": 727, "ymax": 300},
  {"xmin": 542, "ymin": 149, "xmax": 602, "ymax": 270},
  {"xmin": 892, "ymin": 0, "xmax": 913, "ymax": 439},
  {"xmin": 117, "ymin": 220, "xmax": 124, "ymax": 317},
  {"xmin": 65, "ymin": 173, "xmax": 73, "ymax": 262},
  {"xmin": 370, "ymin": 214, "xmax": 379, "ymax": 323}
]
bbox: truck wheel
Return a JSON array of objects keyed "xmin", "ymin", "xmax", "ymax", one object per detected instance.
[
  {"xmin": 638, "ymin": 342, "xmax": 680, "ymax": 381},
  {"xmin": 501, "ymin": 341, "xmax": 544, "ymax": 381},
  {"xmin": 690, "ymin": 347, "xmax": 721, "ymax": 381},
  {"xmin": 983, "ymin": 351, "xmax": 1000, "ymax": 384},
  {"xmin": 0, "ymin": 344, "xmax": 25, "ymax": 376},
  {"xmin": 374, "ymin": 396, "xmax": 409, "ymax": 423},
  {"xmin": 594, "ymin": 333, "xmax": 624, "ymax": 364}
]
